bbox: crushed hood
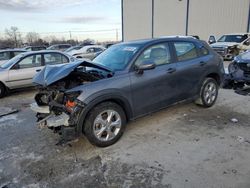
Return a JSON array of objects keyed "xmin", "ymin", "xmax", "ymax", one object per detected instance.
[
  {"xmin": 33, "ymin": 60, "xmax": 112, "ymax": 86},
  {"xmin": 211, "ymin": 42, "xmax": 238, "ymax": 48}
]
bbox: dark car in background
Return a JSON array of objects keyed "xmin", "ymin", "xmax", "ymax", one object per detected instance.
[
  {"xmin": 47, "ymin": 44, "xmax": 72, "ymax": 51},
  {"xmin": 31, "ymin": 37, "xmax": 224, "ymax": 147},
  {"xmin": 0, "ymin": 49, "xmax": 27, "ymax": 65}
]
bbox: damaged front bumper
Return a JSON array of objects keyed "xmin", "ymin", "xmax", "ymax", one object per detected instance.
[
  {"xmin": 30, "ymin": 99, "xmax": 85, "ymax": 141},
  {"xmin": 222, "ymin": 68, "xmax": 250, "ymax": 96}
]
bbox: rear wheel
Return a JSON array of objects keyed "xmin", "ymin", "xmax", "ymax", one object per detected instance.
[
  {"xmin": 195, "ymin": 78, "xmax": 218, "ymax": 107},
  {"xmin": 84, "ymin": 102, "xmax": 126, "ymax": 147},
  {"xmin": 0, "ymin": 83, "xmax": 6, "ymax": 98}
]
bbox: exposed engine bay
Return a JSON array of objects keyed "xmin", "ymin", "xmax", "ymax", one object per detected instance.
[{"xmin": 31, "ymin": 60, "xmax": 113, "ymax": 139}]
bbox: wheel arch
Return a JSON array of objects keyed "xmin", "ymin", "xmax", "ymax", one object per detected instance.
[
  {"xmin": 0, "ymin": 80, "xmax": 9, "ymax": 91},
  {"xmin": 205, "ymin": 72, "xmax": 221, "ymax": 85},
  {"xmin": 0, "ymin": 81, "xmax": 8, "ymax": 97},
  {"xmin": 76, "ymin": 95, "xmax": 133, "ymax": 134}
]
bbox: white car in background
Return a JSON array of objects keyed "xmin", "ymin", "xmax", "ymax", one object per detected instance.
[
  {"xmin": 0, "ymin": 50, "xmax": 76, "ymax": 98},
  {"xmin": 66, "ymin": 45, "xmax": 106, "ymax": 60}
]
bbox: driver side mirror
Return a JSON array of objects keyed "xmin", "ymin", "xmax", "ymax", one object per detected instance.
[
  {"xmin": 135, "ymin": 60, "xmax": 156, "ymax": 74},
  {"xmin": 11, "ymin": 63, "xmax": 20, "ymax": 70},
  {"xmin": 208, "ymin": 35, "xmax": 216, "ymax": 44}
]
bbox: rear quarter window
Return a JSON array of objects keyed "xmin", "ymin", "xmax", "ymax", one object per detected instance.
[
  {"xmin": 200, "ymin": 46, "xmax": 209, "ymax": 56},
  {"xmin": 174, "ymin": 42, "xmax": 198, "ymax": 61}
]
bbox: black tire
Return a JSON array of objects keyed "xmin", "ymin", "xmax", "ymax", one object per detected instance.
[
  {"xmin": 195, "ymin": 78, "xmax": 218, "ymax": 108},
  {"xmin": 84, "ymin": 102, "xmax": 126, "ymax": 147},
  {"xmin": 0, "ymin": 83, "xmax": 6, "ymax": 98}
]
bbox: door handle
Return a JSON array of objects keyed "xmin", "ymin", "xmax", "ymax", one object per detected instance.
[
  {"xmin": 36, "ymin": 69, "xmax": 41, "ymax": 72},
  {"xmin": 200, "ymin": 61, "xmax": 206, "ymax": 66},
  {"xmin": 166, "ymin": 67, "xmax": 176, "ymax": 73}
]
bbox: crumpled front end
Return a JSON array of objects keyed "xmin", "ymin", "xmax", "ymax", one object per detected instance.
[{"xmin": 30, "ymin": 60, "xmax": 113, "ymax": 141}]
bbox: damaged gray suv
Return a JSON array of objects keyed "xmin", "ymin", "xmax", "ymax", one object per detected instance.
[{"xmin": 31, "ymin": 37, "xmax": 225, "ymax": 147}]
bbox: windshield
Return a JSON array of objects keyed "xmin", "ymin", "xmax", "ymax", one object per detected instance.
[
  {"xmin": 92, "ymin": 44, "xmax": 139, "ymax": 71},
  {"xmin": 0, "ymin": 54, "xmax": 23, "ymax": 69},
  {"xmin": 65, "ymin": 46, "xmax": 82, "ymax": 52},
  {"xmin": 218, "ymin": 35, "xmax": 248, "ymax": 43}
]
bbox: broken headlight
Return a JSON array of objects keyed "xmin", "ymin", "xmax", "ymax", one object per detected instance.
[{"xmin": 64, "ymin": 91, "xmax": 82, "ymax": 112}]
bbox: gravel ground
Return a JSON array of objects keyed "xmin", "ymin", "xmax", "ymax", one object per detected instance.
[{"xmin": 0, "ymin": 62, "xmax": 250, "ymax": 188}]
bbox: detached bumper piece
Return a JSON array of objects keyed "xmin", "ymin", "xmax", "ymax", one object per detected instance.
[
  {"xmin": 37, "ymin": 112, "xmax": 69, "ymax": 128},
  {"xmin": 222, "ymin": 74, "xmax": 250, "ymax": 96}
]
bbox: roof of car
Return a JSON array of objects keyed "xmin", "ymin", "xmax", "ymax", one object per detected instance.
[
  {"xmin": 49, "ymin": 44, "xmax": 71, "ymax": 46},
  {"xmin": 122, "ymin": 36, "xmax": 200, "ymax": 46},
  {"xmin": 19, "ymin": 50, "xmax": 68, "ymax": 56},
  {"xmin": 0, "ymin": 49, "xmax": 27, "ymax": 53},
  {"xmin": 224, "ymin": 33, "xmax": 250, "ymax": 35},
  {"xmin": 81, "ymin": 45, "xmax": 106, "ymax": 49}
]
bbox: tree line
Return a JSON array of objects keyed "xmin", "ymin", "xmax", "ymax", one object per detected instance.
[{"xmin": 0, "ymin": 26, "xmax": 91, "ymax": 49}]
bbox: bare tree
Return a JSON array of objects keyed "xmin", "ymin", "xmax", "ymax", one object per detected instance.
[
  {"xmin": 5, "ymin": 26, "xmax": 22, "ymax": 48},
  {"xmin": 26, "ymin": 32, "xmax": 40, "ymax": 45}
]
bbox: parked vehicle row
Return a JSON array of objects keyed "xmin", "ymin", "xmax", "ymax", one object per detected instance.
[
  {"xmin": 208, "ymin": 33, "xmax": 250, "ymax": 60},
  {"xmin": 30, "ymin": 36, "xmax": 224, "ymax": 147}
]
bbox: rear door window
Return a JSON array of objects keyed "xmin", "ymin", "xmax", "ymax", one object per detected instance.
[
  {"xmin": 44, "ymin": 53, "xmax": 69, "ymax": 65},
  {"xmin": 174, "ymin": 42, "xmax": 198, "ymax": 61}
]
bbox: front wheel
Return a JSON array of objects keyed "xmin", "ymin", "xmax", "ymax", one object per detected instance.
[
  {"xmin": 84, "ymin": 102, "xmax": 126, "ymax": 147},
  {"xmin": 195, "ymin": 78, "xmax": 218, "ymax": 107}
]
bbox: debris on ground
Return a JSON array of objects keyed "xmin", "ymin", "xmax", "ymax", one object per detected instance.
[
  {"xmin": 0, "ymin": 107, "xmax": 19, "ymax": 118},
  {"xmin": 190, "ymin": 109, "xmax": 197, "ymax": 113},
  {"xmin": 230, "ymin": 118, "xmax": 238, "ymax": 123},
  {"xmin": 237, "ymin": 136, "xmax": 245, "ymax": 143},
  {"xmin": 236, "ymin": 136, "xmax": 250, "ymax": 144}
]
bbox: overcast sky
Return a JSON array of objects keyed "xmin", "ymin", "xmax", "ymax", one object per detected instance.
[{"xmin": 0, "ymin": 0, "xmax": 121, "ymax": 41}]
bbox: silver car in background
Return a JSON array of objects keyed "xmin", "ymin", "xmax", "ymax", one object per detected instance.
[
  {"xmin": 0, "ymin": 50, "xmax": 76, "ymax": 98},
  {"xmin": 66, "ymin": 45, "xmax": 106, "ymax": 60}
]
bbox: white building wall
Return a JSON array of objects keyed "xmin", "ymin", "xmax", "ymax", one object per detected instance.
[
  {"xmin": 188, "ymin": 0, "xmax": 250, "ymax": 40},
  {"xmin": 122, "ymin": 0, "xmax": 250, "ymax": 41},
  {"xmin": 154, "ymin": 0, "xmax": 187, "ymax": 37},
  {"xmin": 123, "ymin": 0, "xmax": 152, "ymax": 41}
]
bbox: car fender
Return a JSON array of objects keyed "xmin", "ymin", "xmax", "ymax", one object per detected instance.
[{"xmin": 76, "ymin": 90, "xmax": 133, "ymax": 134}]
